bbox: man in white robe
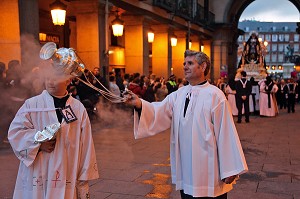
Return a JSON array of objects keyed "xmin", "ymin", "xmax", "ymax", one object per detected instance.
[
  {"xmin": 259, "ymin": 76, "xmax": 279, "ymax": 117},
  {"xmin": 125, "ymin": 50, "xmax": 248, "ymax": 198},
  {"xmin": 8, "ymin": 72, "xmax": 99, "ymax": 199},
  {"xmin": 225, "ymin": 78, "xmax": 238, "ymax": 116}
]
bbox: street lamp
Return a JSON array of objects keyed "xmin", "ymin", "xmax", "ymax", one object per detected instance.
[
  {"xmin": 50, "ymin": 0, "xmax": 67, "ymax": 26},
  {"xmin": 170, "ymin": 34, "xmax": 177, "ymax": 47},
  {"xmin": 200, "ymin": 42, "xmax": 204, "ymax": 52},
  {"xmin": 258, "ymin": 37, "xmax": 268, "ymax": 65},
  {"xmin": 148, "ymin": 29, "xmax": 154, "ymax": 43},
  {"xmin": 111, "ymin": 12, "xmax": 124, "ymax": 37}
]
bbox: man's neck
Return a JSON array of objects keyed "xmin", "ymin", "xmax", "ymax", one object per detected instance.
[
  {"xmin": 50, "ymin": 91, "xmax": 68, "ymax": 98},
  {"xmin": 189, "ymin": 78, "xmax": 207, "ymax": 86}
]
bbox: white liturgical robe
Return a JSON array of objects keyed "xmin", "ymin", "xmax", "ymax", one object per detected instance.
[
  {"xmin": 133, "ymin": 82, "xmax": 248, "ymax": 197},
  {"xmin": 259, "ymin": 81, "xmax": 278, "ymax": 117},
  {"xmin": 225, "ymin": 85, "xmax": 238, "ymax": 116},
  {"xmin": 8, "ymin": 90, "xmax": 99, "ymax": 199}
]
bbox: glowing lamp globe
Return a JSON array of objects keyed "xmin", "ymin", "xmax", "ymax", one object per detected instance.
[{"xmin": 50, "ymin": 0, "xmax": 67, "ymax": 26}]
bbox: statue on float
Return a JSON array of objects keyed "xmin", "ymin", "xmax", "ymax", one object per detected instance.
[{"xmin": 236, "ymin": 31, "xmax": 268, "ymax": 81}]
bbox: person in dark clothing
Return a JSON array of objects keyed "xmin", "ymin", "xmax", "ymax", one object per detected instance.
[
  {"xmin": 284, "ymin": 78, "xmax": 298, "ymax": 113},
  {"xmin": 166, "ymin": 74, "xmax": 178, "ymax": 94},
  {"xmin": 235, "ymin": 71, "xmax": 252, "ymax": 123},
  {"xmin": 249, "ymin": 77, "xmax": 259, "ymax": 115},
  {"xmin": 276, "ymin": 79, "xmax": 287, "ymax": 110},
  {"xmin": 142, "ymin": 76, "xmax": 156, "ymax": 102},
  {"xmin": 77, "ymin": 69, "xmax": 99, "ymax": 106},
  {"xmin": 115, "ymin": 71, "xmax": 125, "ymax": 92},
  {"xmin": 92, "ymin": 67, "xmax": 108, "ymax": 91}
]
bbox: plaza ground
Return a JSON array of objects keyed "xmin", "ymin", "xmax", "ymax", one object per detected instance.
[{"xmin": 1, "ymin": 104, "xmax": 300, "ymax": 199}]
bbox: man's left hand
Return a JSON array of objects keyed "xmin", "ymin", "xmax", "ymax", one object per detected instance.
[{"xmin": 222, "ymin": 175, "xmax": 237, "ymax": 184}]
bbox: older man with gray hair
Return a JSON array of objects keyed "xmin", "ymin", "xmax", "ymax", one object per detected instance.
[{"xmin": 125, "ymin": 50, "xmax": 248, "ymax": 199}]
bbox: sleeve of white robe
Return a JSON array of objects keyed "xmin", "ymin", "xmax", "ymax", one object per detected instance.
[
  {"xmin": 133, "ymin": 95, "xmax": 174, "ymax": 139},
  {"xmin": 212, "ymin": 99, "xmax": 248, "ymax": 180},
  {"xmin": 77, "ymin": 108, "xmax": 99, "ymax": 181},
  {"xmin": 272, "ymin": 84, "xmax": 278, "ymax": 93},
  {"xmin": 8, "ymin": 101, "xmax": 40, "ymax": 167}
]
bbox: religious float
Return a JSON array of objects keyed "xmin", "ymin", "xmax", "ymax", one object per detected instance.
[{"xmin": 236, "ymin": 31, "xmax": 268, "ymax": 81}]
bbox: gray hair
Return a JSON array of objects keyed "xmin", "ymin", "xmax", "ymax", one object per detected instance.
[{"xmin": 184, "ymin": 50, "xmax": 211, "ymax": 76}]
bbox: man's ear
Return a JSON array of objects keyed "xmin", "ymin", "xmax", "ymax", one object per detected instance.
[
  {"xmin": 66, "ymin": 78, "xmax": 71, "ymax": 86},
  {"xmin": 201, "ymin": 62, "xmax": 207, "ymax": 72}
]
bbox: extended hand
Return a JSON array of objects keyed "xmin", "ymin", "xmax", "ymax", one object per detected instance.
[
  {"xmin": 123, "ymin": 90, "xmax": 142, "ymax": 109},
  {"xmin": 222, "ymin": 175, "xmax": 237, "ymax": 184}
]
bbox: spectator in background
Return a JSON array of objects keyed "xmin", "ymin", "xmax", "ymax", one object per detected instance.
[
  {"xmin": 68, "ymin": 85, "xmax": 81, "ymax": 101},
  {"xmin": 123, "ymin": 73, "xmax": 130, "ymax": 89},
  {"xmin": 143, "ymin": 75, "xmax": 156, "ymax": 102},
  {"xmin": 177, "ymin": 78, "xmax": 188, "ymax": 88},
  {"xmin": 115, "ymin": 70, "xmax": 125, "ymax": 92},
  {"xmin": 166, "ymin": 74, "xmax": 178, "ymax": 94},
  {"xmin": 108, "ymin": 75, "xmax": 121, "ymax": 97},
  {"xmin": 77, "ymin": 69, "xmax": 99, "ymax": 105},
  {"xmin": 92, "ymin": 66, "xmax": 108, "ymax": 91},
  {"xmin": 154, "ymin": 80, "xmax": 168, "ymax": 102},
  {"xmin": 128, "ymin": 76, "xmax": 146, "ymax": 98},
  {"xmin": 149, "ymin": 73, "xmax": 156, "ymax": 85},
  {"xmin": 6, "ymin": 60, "xmax": 21, "ymax": 87}
]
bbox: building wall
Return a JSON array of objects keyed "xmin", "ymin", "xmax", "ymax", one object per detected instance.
[{"xmin": 0, "ymin": 0, "xmax": 21, "ymax": 68}]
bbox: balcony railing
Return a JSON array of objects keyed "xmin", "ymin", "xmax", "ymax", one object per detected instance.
[
  {"xmin": 153, "ymin": 0, "xmax": 176, "ymax": 13},
  {"xmin": 175, "ymin": 0, "xmax": 193, "ymax": 21},
  {"xmin": 153, "ymin": 0, "xmax": 215, "ymax": 27}
]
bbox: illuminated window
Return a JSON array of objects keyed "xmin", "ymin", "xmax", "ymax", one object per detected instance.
[{"xmin": 294, "ymin": 34, "xmax": 299, "ymax": 42}]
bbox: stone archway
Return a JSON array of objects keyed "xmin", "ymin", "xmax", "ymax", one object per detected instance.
[{"xmin": 219, "ymin": 0, "xmax": 300, "ymax": 78}]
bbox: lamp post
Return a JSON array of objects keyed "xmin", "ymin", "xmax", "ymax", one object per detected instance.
[{"xmin": 50, "ymin": 0, "xmax": 67, "ymax": 26}]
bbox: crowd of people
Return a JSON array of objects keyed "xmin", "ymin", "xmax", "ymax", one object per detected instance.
[
  {"xmin": 3, "ymin": 50, "xmax": 249, "ymax": 199},
  {"xmin": 217, "ymin": 73, "xmax": 299, "ymax": 123},
  {"xmin": 1, "ymin": 58, "xmax": 299, "ymax": 126}
]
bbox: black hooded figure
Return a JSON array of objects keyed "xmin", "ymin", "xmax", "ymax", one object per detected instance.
[{"xmin": 264, "ymin": 76, "xmax": 275, "ymax": 109}]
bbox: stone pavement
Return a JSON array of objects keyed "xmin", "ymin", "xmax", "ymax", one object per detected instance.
[{"xmin": 1, "ymin": 104, "xmax": 300, "ymax": 199}]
